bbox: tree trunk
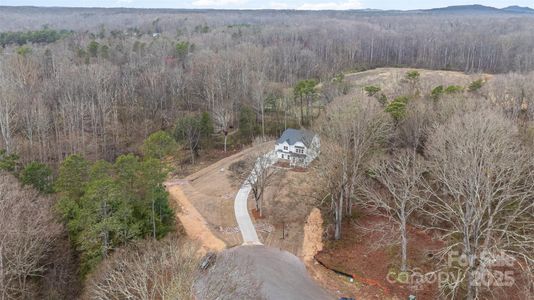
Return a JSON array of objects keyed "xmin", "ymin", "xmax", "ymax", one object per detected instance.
[
  {"xmin": 261, "ymin": 102, "xmax": 265, "ymax": 141},
  {"xmin": 466, "ymin": 265, "xmax": 476, "ymax": 300},
  {"xmin": 400, "ymin": 219, "xmax": 408, "ymax": 272},
  {"xmin": 306, "ymin": 96, "xmax": 310, "ymax": 125},
  {"xmin": 190, "ymin": 144, "xmax": 195, "ymax": 164},
  {"xmin": 259, "ymin": 191, "xmax": 263, "ymax": 218},
  {"xmin": 152, "ymin": 199, "xmax": 156, "ymax": 239},
  {"xmin": 299, "ymin": 96, "xmax": 304, "ymax": 126},
  {"xmin": 0, "ymin": 245, "xmax": 4, "ymax": 300},
  {"xmin": 334, "ymin": 191, "xmax": 344, "ymax": 240}
]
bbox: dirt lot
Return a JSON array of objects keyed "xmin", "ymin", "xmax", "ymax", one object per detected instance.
[
  {"xmin": 167, "ymin": 139, "xmax": 322, "ymax": 257},
  {"xmin": 166, "ymin": 181, "xmax": 226, "ymax": 253},
  {"xmin": 168, "ymin": 142, "xmax": 272, "ymax": 246},
  {"xmin": 254, "ymin": 165, "xmax": 319, "ymax": 256},
  {"xmin": 343, "ymin": 67, "xmax": 491, "ymax": 99}
]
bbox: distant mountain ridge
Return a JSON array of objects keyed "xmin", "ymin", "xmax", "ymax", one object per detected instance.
[
  {"xmin": 0, "ymin": 4, "xmax": 533, "ymax": 15},
  {"xmin": 501, "ymin": 5, "xmax": 534, "ymax": 13},
  {"xmin": 425, "ymin": 4, "xmax": 534, "ymax": 14}
]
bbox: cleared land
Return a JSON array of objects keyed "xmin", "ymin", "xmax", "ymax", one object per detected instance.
[
  {"xmin": 166, "ymin": 181, "xmax": 226, "ymax": 253},
  {"xmin": 170, "ymin": 141, "xmax": 319, "ymax": 256}
]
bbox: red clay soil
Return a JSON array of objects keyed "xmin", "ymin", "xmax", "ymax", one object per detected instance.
[
  {"xmin": 251, "ymin": 208, "xmax": 266, "ymax": 220},
  {"xmin": 315, "ymin": 214, "xmax": 532, "ymax": 300},
  {"xmin": 316, "ymin": 214, "xmax": 444, "ymax": 299}
]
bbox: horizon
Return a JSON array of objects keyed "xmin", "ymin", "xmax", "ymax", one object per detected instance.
[{"xmin": 1, "ymin": 1, "xmax": 533, "ymax": 11}]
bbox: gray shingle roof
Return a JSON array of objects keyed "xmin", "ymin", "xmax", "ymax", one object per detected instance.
[{"xmin": 276, "ymin": 128, "xmax": 315, "ymax": 147}]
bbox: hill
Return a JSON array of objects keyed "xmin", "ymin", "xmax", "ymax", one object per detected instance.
[
  {"xmin": 502, "ymin": 5, "xmax": 534, "ymax": 13},
  {"xmin": 424, "ymin": 4, "xmax": 534, "ymax": 14},
  {"xmin": 426, "ymin": 4, "xmax": 503, "ymax": 14}
]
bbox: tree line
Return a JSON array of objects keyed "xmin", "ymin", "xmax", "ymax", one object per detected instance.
[{"xmin": 0, "ymin": 28, "xmax": 71, "ymax": 47}]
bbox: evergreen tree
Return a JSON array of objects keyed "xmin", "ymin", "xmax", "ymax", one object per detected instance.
[
  {"xmin": 239, "ymin": 107, "xmax": 257, "ymax": 143},
  {"xmin": 56, "ymin": 154, "xmax": 90, "ymax": 200},
  {"xmin": 20, "ymin": 161, "xmax": 53, "ymax": 193},
  {"xmin": 142, "ymin": 131, "xmax": 177, "ymax": 159},
  {"xmin": 76, "ymin": 177, "xmax": 137, "ymax": 275},
  {"xmin": 55, "ymin": 153, "xmax": 174, "ymax": 276}
]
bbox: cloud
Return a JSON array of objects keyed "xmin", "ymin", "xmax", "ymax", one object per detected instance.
[
  {"xmin": 297, "ymin": 0, "xmax": 363, "ymax": 10},
  {"xmin": 269, "ymin": 2, "xmax": 289, "ymax": 9},
  {"xmin": 191, "ymin": 0, "xmax": 248, "ymax": 7}
]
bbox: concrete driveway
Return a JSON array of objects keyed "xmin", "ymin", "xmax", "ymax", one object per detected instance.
[{"xmin": 234, "ymin": 150, "xmax": 278, "ymax": 245}]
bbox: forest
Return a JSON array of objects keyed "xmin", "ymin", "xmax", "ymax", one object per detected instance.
[
  {"xmin": 0, "ymin": 6, "xmax": 533, "ymax": 300},
  {"xmin": 315, "ymin": 69, "xmax": 533, "ymax": 299},
  {"xmin": 1, "ymin": 8, "xmax": 534, "ymax": 166}
]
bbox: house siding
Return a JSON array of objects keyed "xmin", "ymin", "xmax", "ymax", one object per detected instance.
[{"xmin": 275, "ymin": 135, "xmax": 320, "ymax": 167}]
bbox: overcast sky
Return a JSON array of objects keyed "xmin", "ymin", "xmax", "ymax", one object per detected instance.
[{"xmin": 1, "ymin": 0, "xmax": 533, "ymax": 10}]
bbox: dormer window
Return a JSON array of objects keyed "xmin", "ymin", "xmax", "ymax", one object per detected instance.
[{"xmin": 284, "ymin": 146, "xmax": 288, "ymax": 151}]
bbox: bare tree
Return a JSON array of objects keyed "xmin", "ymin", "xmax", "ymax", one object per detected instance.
[
  {"xmin": 363, "ymin": 150, "xmax": 425, "ymax": 272},
  {"xmin": 84, "ymin": 236, "xmax": 200, "ymax": 300},
  {"xmin": 0, "ymin": 172, "xmax": 62, "ymax": 299},
  {"xmin": 175, "ymin": 115, "xmax": 202, "ymax": 164},
  {"xmin": 422, "ymin": 109, "xmax": 534, "ymax": 300},
  {"xmin": 395, "ymin": 99, "xmax": 434, "ymax": 152},
  {"xmin": 212, "ymin": 100, "xmax": 232, "ymax": 153},
  {"xmin": 316, "ymin": 97, "xmax": 392, "ymax": 240},
  {"xmin": 0, "ymin": 59, "xmax": 17, "ymax": 154},
  {"xmin": 246, "ymin": 154, "xmax": 278, "ymax": 218}
]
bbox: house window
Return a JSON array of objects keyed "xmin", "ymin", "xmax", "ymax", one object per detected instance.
[
  {"xmin": 283, "ymin": 146, "xmax": 288, "ymax": 151},
  {"xmin": 295, "ymin": 147, "xmax": 304, "ymax": 154}
]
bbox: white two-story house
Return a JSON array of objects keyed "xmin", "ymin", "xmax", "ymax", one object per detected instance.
[{"xmin": 275, "ymin": 128, "xmax": 320, "ymax": 167}]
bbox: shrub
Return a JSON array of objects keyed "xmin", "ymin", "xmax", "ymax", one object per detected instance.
[
  {"xmin": 431, "ymin": 85, "xmax": 444, "ymax": 100},
  {"xmin": 405, "ymin": 70, "xmax": 420, "ymax": 81},
  {"xmin": 468, "ymin": 79, "xmax": 484, "ymax": 92},
  {"xmin": 364, "ymin": 85, "xmax": 381, "ymax": 97},
  {"xmin": 0, "ymin": 149, "xmax": 20, "ymax": 172},
  {"xmin": 385, "ymin": 96, "xmax": 409, "ymax": 121},
  {"xmin": 87, "ymin": 40, "xmax": 100, "ymax": 57},
  {"xmin": 445, "ymin": 85, "xmax": 464, "ymax": 94}
]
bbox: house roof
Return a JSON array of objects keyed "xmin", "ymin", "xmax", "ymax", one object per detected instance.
[{"xmin": 276, "ymin": 128, "xmax": 315, "ymax": 147}]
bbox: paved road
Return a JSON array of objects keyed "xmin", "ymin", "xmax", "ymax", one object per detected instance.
[
  {"xmin": 194, "ymin": 245, "xmax": 332, "ymax": 299},
  {"xmin": 234, "ymin": 150, "xmax": 278, "ymax": 245}
]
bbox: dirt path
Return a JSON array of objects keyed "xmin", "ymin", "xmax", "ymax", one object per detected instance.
[{"xmin": 166, "ymin": 181, "xmax": 226, "ymax": 253}]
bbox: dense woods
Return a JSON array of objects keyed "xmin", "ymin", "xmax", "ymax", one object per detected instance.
[
  {"xmin": 2, "ymin": 8, "xmax": 534, "ymax": 165},
  {"xmin": 1, "ymin": 6, "xmax": 534, "ymax": 299}
]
